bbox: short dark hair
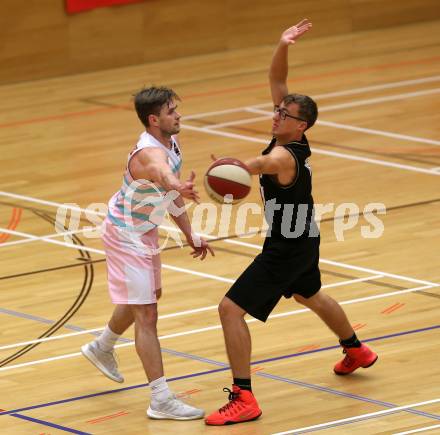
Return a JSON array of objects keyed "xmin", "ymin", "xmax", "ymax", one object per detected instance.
[
  {"xmin": 282, "ymin": 93, "xmax": 318, "ymax": 130},
  {"xmin": 134, "ymin": 86, "xmax": 180, "ymax": 128}
]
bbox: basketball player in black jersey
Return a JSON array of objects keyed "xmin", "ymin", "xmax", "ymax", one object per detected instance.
[{"xmin": 205, "ymin": 19, "xmax": 378, "ymax": 426}]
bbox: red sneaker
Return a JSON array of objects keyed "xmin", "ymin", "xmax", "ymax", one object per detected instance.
[
  {"xmin": 205, "ymin": 385, "xmax": 262, "ymax": 425},
  {"xmin": 334, "ymin": 343, "xmax": 378, "ymax": 375}
]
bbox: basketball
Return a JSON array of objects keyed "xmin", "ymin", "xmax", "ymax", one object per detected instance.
[{"xmin": 204, "ymin": 157, "xmax": 252, "ymax": 204}]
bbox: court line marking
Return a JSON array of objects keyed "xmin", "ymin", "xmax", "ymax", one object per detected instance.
[
  {"xmin": 0, "ymin": 227, "xmax": 105, "ymax": 255},
  {"xmin": 244, "ymin": 107, "xmax": 440, "ymax": 147},
  {"xmin": 271, "ymin": 398, "xmax": 440, "ymax": 435},
  {"xmin": 0, "ymin": 227, "xmax": 237, "ymax": 285},
  {"xmin": 257, "ymin": 372, "xmax": 440, "ymax": 426},
  {"xmin": 224, "ymin": 237, "xmax": 439, "ymax": 287},
  {"xmin": 1, "ymin": 325, "xmax": 439, "ymax": 428},
  {"xmin": 0, "ymin": 207, "xmax": 22, "ymax": 243},
  {"xmin": 305, "ymin": 75, "xmax": 440, "ymax": 100},
  {"xmin": 8, "ymin": 413, "xmax": 90, "ymax": 435},
  {"xmin": 0, "ymin": 227, "xmax": 95, "ymax": 248},
  {"xmin": 3, "ymin": 57, "xmax": 440, "ymax": 130},
  {"xmin": 0, "ymin": 274, "xmax": 384, "ymax": 351},
  {"xmin": 394, "ymin": 423, "xmax": 440, "ymax": 435},
  {"xmin": 0, "ymin": 190, "xmax": 438, "ymax": 287},
  {"xmin": 181, "ymin": 74, "xmax": 440, "ymax": 120},
  {"xmin": 0, "ymin": 283, "xmax": 437, "ymax": 371},
  {"xmin": 317, "ymin": 119, "xmax": 440, "ymax": 146},
  {"xmin": 318, "ymin": 87, "xmax": 440, "ymax": 116},
  {"xmin": 206, "ymin": 114, "xmax": 271, "ymax": 129},
  {"xmin": 2, "ymin": 216, "xmax": 439, "ymax": 292},
  {"xmin": 182, "ymin": 123, "xmax": 440, "ymax": 176}
]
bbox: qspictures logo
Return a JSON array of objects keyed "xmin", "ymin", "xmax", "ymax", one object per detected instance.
[{"xmin": 54, "ymin": 181, "xmax": 386, "ymax": 253}]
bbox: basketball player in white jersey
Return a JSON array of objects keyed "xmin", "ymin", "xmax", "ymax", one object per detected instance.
[{"xmin": 81, "ymin": 86, "xmax": 214, "ymax": 420}]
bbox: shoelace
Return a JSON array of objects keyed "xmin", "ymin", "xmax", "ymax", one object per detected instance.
[
  {"xmin": 102, "ymin": 349, "xmax": 118, "ymax": 371},
  {"xmin": 341, "ymin": 349, "xmax": 355, "ymax": 367},
  {"xmin": 218, "ymin": 388, "xmax": 240, "ymax": 414}
]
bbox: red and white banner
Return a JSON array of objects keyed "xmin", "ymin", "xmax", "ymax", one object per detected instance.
[{"xmin": 66, "ymin": 0, "xmax": 145, "ymax": 14}]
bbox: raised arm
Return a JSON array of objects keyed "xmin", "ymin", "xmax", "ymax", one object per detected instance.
[{"xmin": 269, "ymin": 19, "xmax": 312, "ymax": 106}]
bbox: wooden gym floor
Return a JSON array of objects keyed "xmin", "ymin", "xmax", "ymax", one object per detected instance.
[{"xmin": 0, "ymin": 19, "xmax": 439, "ymax": 435}]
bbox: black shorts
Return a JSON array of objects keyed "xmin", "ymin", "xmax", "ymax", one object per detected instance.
[{"xmin": 225, "ymin": 235, "xmax": 321, "ymax": 322}]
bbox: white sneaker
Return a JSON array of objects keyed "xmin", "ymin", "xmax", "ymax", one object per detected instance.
[
  {"xmin": 81, "ymin": 341, "xmax": 124, "ymax": 383},
  {"xmin": 147, "ymin": 394, "xmax": 205, "ymax": 420}
]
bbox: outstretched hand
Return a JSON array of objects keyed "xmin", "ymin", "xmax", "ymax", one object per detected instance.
[
  {"xmin": 187, "ymin": 233, "xmax": 215, "ymax": 260},
  {"xmin": 179, "ymin": 170, "xmax": 200, "ymax": 203},
  {"xmin": 280, "ymin": 19, "xmax": 312, "ymax": 45}
]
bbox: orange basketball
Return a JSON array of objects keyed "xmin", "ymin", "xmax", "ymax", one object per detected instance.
[{"xmin": 204, "ymin": 157, "xmax": 252, "ymax": 204}]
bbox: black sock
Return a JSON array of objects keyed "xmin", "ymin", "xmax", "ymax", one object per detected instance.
[
  {"xmin": 340, "ymin": 333, "xmax": 361, "ymax": 348},
  {"xmin": 233, "ymin": 378, "xmax": 252, "ymax": 392}
]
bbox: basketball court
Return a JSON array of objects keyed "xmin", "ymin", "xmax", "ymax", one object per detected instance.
[{"xmin": 0, "ymin": 13, "xmax": 439, "ymax": 435}]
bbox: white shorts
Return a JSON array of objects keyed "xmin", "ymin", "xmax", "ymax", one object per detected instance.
[{"xmin": 102, "ymin": 219, "xmax": 161, "ymax": 304}]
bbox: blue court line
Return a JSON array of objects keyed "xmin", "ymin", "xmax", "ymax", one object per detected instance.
[
  {"xmin": 162, "ymin": 340, "xmax": 437, "ymax": 421},
  {"xmin": 0, "ymin": 306, "xmax": 131, "ymax": 342},
  {"xmin": 256, "ymin": 372, "xmax": 440, "ymax": 423},
  {"xmin": 0, "ymin": 368, "xmax": 225, "ymax": 416},
  {"xmin": 2, "ymin": 306, "xmax": 439, "ymax": 426},
  {"xmin": 1, "ymin": 324, "xmax": 439, "ymax": 423},
  {"xmin": 253, "ymin": 324, "xmax": 440, "ymax": 364},
  {"xmin": 0, "ymin": 307, "xmax": 68, "ymax": 326},
  {"xmin": 9, "ymin": 413, "xmax": 91, "ymax": 434}
]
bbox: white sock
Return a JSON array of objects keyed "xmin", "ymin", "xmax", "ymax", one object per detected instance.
[
  {"xmin": 150, "ymin": 376, "xmax": 171, "ymax": 403},
  {"xmin": 96, "ymin": 325, "xmax": 120, "ymax": 352}
]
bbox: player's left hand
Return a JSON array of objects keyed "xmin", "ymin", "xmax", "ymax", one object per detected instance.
[
  {"xmin": 186, "ymin": 233, "xmax": 215, "ymax": 260},
  {"xmin": 280, "ymin": 19, "xmax": 312, "ymax": 45}
]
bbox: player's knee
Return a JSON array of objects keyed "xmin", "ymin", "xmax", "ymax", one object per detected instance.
[
  {"xmin": 218, "ymin": 297, "xmax": 243, "ymax": 319},
  {"xmin": 132, "ymin": 304, "xmax": 158, "ymax": 328},
  {"xmin": 218, "ymin": 298, "xmax": 229, "ymax": 319},
  {"xmin": 294, "ymin": 291, "xmax": 324, "ymax": 310}
]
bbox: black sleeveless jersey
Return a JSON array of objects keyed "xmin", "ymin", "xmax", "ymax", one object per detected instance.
[{"xmin": 259, "ymin": 134, "xmax": 317, "ymax": 240}]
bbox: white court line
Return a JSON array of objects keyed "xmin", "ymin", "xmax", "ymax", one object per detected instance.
[
  {"xmin": 268, "ymin": 284, "xmax": 438, "ymax": 321},
  {"xmin": 235, "ymin": 107, "xmax": 440, "ymax": 147},
  {"xmin": 271, "ymin": 398, "xmax": 440, "ymax": 435},
  {"xmin": 0, "ymin": 282, "xmax": 437, "ymax": 370},
  {"xmin": 206, "ymin": 114, "xmax": 271, "ymax": 130},
  {"xmin": 317, "ymin": 120, "xmax": 440, "ymax": 147},
  {"xmin": 310, "ymin": 75, "xmax": 440, "ymax": 100},
  {"xmin": 2, "ymin": 219, "xmax": 437, "ymax": 288},
  {"xmin": 0, "ymin": 191, "xmax": 106, "ymax": 216},
  {"xmin": 182, "ymin": 123, "xmax": 440, "ymax": 176},
  {"xmin": 224, "ymin": 238, "xmax": 439, "ymax": 287},
  {"xmin": 1, "ymin": 190, "xmax": 438, "ymax": 287},
  {"xmin": 0, "ymin": 323, "xmax": 226, "ymax": 373},
  {"xmin": 0, "ymin": 274, "xmax": 384, "ymax": 351},
  {"xmin": 319, "ymin": 274, "xmax": 383, "ymax": 288},
  {"xmin": 0, "ymin": 227, "xmax": 96, "ymax": 248},
  {"xmin": 181, "ymin": 75, "xmax": 440, "ymax": 120},
  {"xmin": 0, "ymin": 227, "xmax": 105, "ymax": 255},
  {"xmin": 317, "ymin": 87, "xmax": 440, "ymax": 116},
  {"xmin": 162, "ymin": 263, "xmax": 233, "ymax": 283},
  {"xmin": 394, "ymin": 424, "xmax": 440, "ymax": 435},
  {"xmin": 0, "ymin": 227, "xmax": 235, "ymax": 285}
]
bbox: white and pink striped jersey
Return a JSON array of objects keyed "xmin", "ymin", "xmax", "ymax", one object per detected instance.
[{"xmin": 107, "ymin": 131, "xmax": 182, "ymax": 233}]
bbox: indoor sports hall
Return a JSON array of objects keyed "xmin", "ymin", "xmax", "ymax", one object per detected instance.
[{"xmin": 0, "ymin": 1, "xmax": 439, "ymax": 434}]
